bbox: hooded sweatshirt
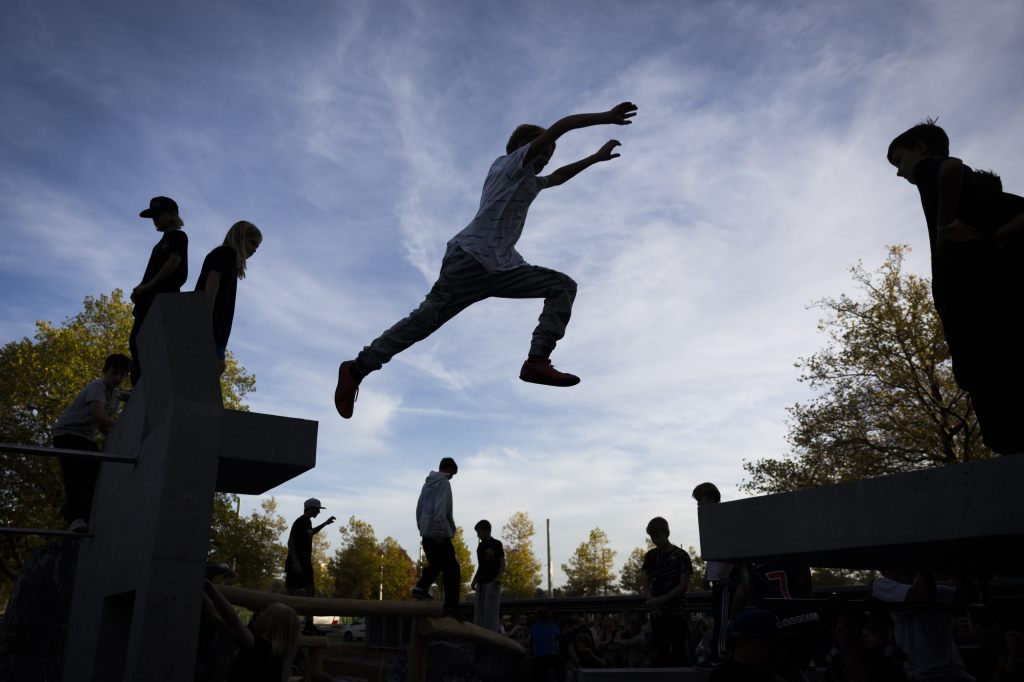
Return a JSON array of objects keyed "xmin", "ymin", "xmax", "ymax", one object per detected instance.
[{"xmin": 416, "ymin": 471, "xmax": 455, "ymax": 539}]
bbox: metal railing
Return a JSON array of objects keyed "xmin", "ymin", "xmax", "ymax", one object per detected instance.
[{"xmin": 0, "ymin": 441, "xmax": 137, "ymax": 537}]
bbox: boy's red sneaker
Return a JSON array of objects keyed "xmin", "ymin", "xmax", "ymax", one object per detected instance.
[
  {"xmin": 519, "ymin": 358, "xmax": 580, "ymax": 387},
  {"xmin": 334, "ymin": 361, "xmax": 360, "ymax": 419}
]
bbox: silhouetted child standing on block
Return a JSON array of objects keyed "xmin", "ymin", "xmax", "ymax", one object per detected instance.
[
  {"xmin": 53, "ymin": 353, "xmax": 131, "ymax": 532},
  {"xmin": 195, "ymin": 220, "xmax": 263, "ymax": 375},
  {"xmin": 334, "ymin": 101, "xmax": 638, "ymax": 418},
  {"xmin": 130, "ymin": 196, "xmax": 188, "ymax": 386},
  {"xmin": 888, "ymin": 121, "xmax": 1024, "ymax": 454}
]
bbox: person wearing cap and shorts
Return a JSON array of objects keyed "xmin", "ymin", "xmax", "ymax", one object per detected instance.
[
  {"xmin": 130, "ymin": 196, "xmax": 189, "ymax": 386},
  {"xmin": 286, "ymin": 498, "xmax": 336, "ymax": 596}
]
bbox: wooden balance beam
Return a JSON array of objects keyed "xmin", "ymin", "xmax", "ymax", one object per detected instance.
[{"xmin": 214, "ymin": 585, "xmax": 524, "ymax": 682}]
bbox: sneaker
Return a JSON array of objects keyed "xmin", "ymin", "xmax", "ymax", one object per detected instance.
[
  {"xmin": 68, "ymin": 518, "xmax": 89, "ymax": 533},
  {"xmin": 519, "ymin": 358, "xmax": 580, "ymax": 387},
  {"xmin": 333, "ymin": 361, "xmax": 360, "ymax": 419},
  {"xmin": 411, "ymin": 587, "xmax": 432, "ymax": 601}
]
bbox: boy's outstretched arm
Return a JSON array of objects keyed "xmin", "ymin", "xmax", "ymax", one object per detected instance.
[
  {"xmin": 543, "ymin": 140, "xmax": 623, "ymax": 188},
  {"xmin": 525, "ymin": 102, "xmax": 637, "ymax": 165}
]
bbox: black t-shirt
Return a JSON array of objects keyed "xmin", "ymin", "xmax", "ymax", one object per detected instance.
[
  {"xmin": 285, "ymin": 516, "xmax": 313, "ymax": 588},
  {"xmin": 195, "ymin": 245, "xmax": 239, "ymax": 346},
  {"xmin": 136, "ymin": 230, "xmax": 188, "ymax": 312},
  {"xmin": 475, "ymin": 537, "xmax": 505, "ymax": 584},
  {"xmin": 914, "ymin": 158, "xmax": 1024, "ymax": 308},
  {"xmin": 642, "ymin": 544, "xmax": 693, "ymax": 615}
]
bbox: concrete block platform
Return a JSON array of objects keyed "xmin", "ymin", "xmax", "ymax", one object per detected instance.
[{"xmin": 698, "ymin": 455, "xmax": 1024, "ymax": 571}]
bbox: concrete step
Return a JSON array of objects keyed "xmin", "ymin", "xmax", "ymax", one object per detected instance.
[{"xmin": 698, "ymin": 456, "xmax": 1024, "ymax": 571}]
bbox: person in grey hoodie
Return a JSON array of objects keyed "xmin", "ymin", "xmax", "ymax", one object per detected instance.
[{"xmin": 412, "ymin": 457, "xmax": 461, "ymax": 615}]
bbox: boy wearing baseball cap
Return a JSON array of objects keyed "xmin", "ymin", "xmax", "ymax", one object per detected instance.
[
  {"xmin": 129, "ymin": 196, "xmax": 188, "ymax": 386},
  {"xmin": 285, "ymin": 498, "xmax": 336, "ymax": 629}
]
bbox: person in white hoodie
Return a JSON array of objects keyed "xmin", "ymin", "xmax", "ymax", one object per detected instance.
[{"xmin": 412, "ymin": 457, "xmax": 461, "ymax": 615}]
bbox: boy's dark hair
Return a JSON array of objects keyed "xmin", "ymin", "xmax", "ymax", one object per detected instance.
[
  {"xmin": 439, "ymin": 457, "xmax": 458, "ymax": 474},
  {"xmin": 474, "ymin": 519, "xmax": 491, "ymax": 532},
  {"xmin": 646, "ymin": 516, "xmax": 670, "ymax": 536},
  {"xmin": 692, "ymin": 482, "xmax": 721, "ymax": 503},
  {"xmin": 536, "ymin": 606, "xmax": 552, "ymax": 622},
  {"xmin": 506, "ymin": 124, "xmax": 547, "ymax": 154},
  {"xmin": 104, "ymin": 353, "xmax": 132, "ymax": 372},
  {"xmin": 887, "ymin": 118, "xmax": 949, "ymax": 161}
]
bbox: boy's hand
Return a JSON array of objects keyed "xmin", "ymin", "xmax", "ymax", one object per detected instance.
[
  {"xmin": 606, "ymin": 102, "xmax": 637, "ymax": 125},
  {"xmin": 594, "ymin": 140, "xmax": 622, "ymax": 162}
]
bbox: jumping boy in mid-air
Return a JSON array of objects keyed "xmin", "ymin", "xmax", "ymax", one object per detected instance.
[
  {"xmin": 887, "ymin": 120, "xmax": 1024, "ymax": 455},
  {"xmin": 334, "ymin": 101, "xmax": 638, "ymax": 418}
]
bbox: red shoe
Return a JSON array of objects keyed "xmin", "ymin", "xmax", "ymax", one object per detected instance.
[
  {"xmin": 519, "ymin": 358, "xmax": 580, "ymax": 387},
  {"xmin": 334, "ymin": 361, "xmax": 360, "ymax": 419}
]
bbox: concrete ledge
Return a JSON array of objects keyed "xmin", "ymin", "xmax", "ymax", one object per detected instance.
[
  {"xmin": 216, "ymin": 410, "xmax": 318, "ymax": 494},
  {"xmin": 699, "ymin": 456, "xmax": 1024, "ymax": 571}
]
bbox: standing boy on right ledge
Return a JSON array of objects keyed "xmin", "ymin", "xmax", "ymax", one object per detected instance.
[{"xmin": 887, "ymin": 120, "xmax": 1024, "ymax": 455}]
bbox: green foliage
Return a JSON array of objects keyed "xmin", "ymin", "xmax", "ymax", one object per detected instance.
[
  {"xmin": 619, "ymin": 545, "xmax": 649, "ymax": 595},
  {"xmin": 685, "ymin": 545, "xmax": 707, "ymax": 590},
  {"xmin": 0, "ymin": 290, "xmax": 255, "ymax": 607},
  {"xmin": 329, "ymin": 517, "xmax": 381, "ymax": 599},
  {"xmin": 380, "ymin": 536, "xmax": 417, "ymax": 600},
  {"xmin": 811, "ymin": 567, "xmax": 876, "ymax": 587},
  {"xmin": 742, "ymin": 246, "xmax": 993, "ymax": 495},
  {"xmin": 328, "ymin": 517, "xmax": 418, "ymax": 600},
  {"xmin": 561, "ymin": 528, "xmax": 617, "ymax": 596},
  {"xmin": 500, "ymin": 511, "xmax": 542, "ymax": 598},
  {"xmin": 208, "ymin": 494, "xmax": 287, "ymax": 590},
  {"xmin": 452, "ymin": 527, "xmax": 474, "ymax": 596}
]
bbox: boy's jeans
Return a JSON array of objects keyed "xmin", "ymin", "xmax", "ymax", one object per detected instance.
[
  {"xmin": 356, "ymin": 246, "xmax": 576, "ymax": 371},
  {"xmin": 474, "ymin": 581, "xmax": 502, "ymax": 632}
]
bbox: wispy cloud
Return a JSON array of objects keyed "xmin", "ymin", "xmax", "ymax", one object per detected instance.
[{"xmin": 2, "ymin": 0, "xmax": 1021, "ymax": 583}]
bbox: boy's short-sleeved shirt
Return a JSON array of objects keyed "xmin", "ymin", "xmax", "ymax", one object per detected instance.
[
  {"xmin": 642, "ymin": 544, "xmax": 693, "ymax": 615},
  {"xmin": 136, "ymin": 230, "xmax": 188, "ymax": 312},
  {"xmin": 54, "ymin": 379, "xmax": 119, "ymax": 441},
  {"xmin": 914, "ymin": 159, "xmax": 1024, "ymax": 308},
  {"xmin": 448, "ymin": 143, "xmax": 550, "ymax": 273},
  {"xmin": 285, "ymin": 515, "xmax": 314, "ymax": 588},
  {"xmin": 475, "ymin": 537, "xmax": 505, "ymax": 584},
  {"xmin": 194, "ymin": 245, "xmax": 239, "ymax": 347}
]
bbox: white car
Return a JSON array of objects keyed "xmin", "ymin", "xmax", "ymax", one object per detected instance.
[{"xmin": 340, "ymin": 619, "xmax": 366, "ymax": 641}]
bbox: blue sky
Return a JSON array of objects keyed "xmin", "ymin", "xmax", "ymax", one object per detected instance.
[{"xmin": 2, "ymin": 0, "xmax": 1023, "ymax": 586}]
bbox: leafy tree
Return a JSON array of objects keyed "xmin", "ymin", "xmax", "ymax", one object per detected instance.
[
  {"xmin": 0, "ymin": 290, "xmax": 254, "ymax": 607},
  {"xmin": 743, "ymin": 246, "xmax": 992, "ymax": 495},
  {"xmin": 207, "ymin": 493, "xmax": 287, "ymax": 590},
  {"xmin": 619, "ymin": 545, "xmax": 649, "ymax": 595},
  {"xmin": 328, "ymin": 517, "xmax": 418, "ymax": 600},
  {"xmin": 380, "ymin": 536, "xmax": 417, "ymax": 600},
  {"xmin": 328, "ymin": 516, "xmax": 380, "ymax": 599},
  {"xmin": 561, "ymin": 528, "xmax": 617, "ymax": 596},
  {"xmin": 500, "ymin": 511, "xmax": 542, "ymax": 598},
  {"xmin": 312, "ymin": 529, "xmax": 335, "ymax": 597},
  {"xmin": 811, "ymin": 567, "xmax": 876, "ymax": 587},
  {"xmin": 452, "ymin": 526, "xmax": 474, "ymax": 595},
  {"xmin": 685, "ymin": 545, "xmax": 707, "ymax": 590}
]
